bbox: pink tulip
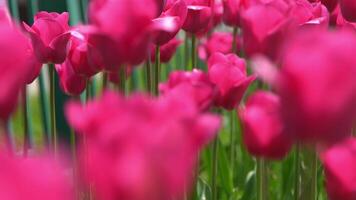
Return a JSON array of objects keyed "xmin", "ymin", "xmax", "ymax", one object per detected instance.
[
  {"xmin": 0, "ymin": 22, "xmax": 33, "ymax": 121},
  {"xmin": 89, "ymin": 0, "xmax": 157, "ymax": 70},
  {"xmin": 65, "ymin": 91, "xmax": 221, "ymax": 200},
  {"xmin": 151, "ymin": 38, "xmax": 182, "ymax": 63},
  {"xmin": 182, "ymin": 0, "xmax": 213, "ymax": 34},
  {"xmin": 0, "ymin": 153, "xmax": 73, "ymax": 200},
  {"xmin": 222, "ymin": 0, "xmax": 246, "ymax": 27},
  {"xmin": 321, "ymin": 0, "xmax": 338, "ymax": 12},
  {"xmin": 198, "ymin": 32, "xmax": 240, "ymax": 60},
  {"xmin": 277, "ymin": 29, "xmax": 356, "ymax": 143},
  {"xmin": 55, "ymin": 60, "xmax": 87, "ymax": 96},
  {"xmin": 160, "ymin": 69, "xmax": 217, "ymax": 111},
  {"xmin": 152, "ymin": 0, "xmax": 187, "ymax": 46},
  {"xmin": 320, "ymin": 138, "xmax": 356, "ymax": 200},
  {"xmin": 239, "ymin": 91, "xmax": 292, "ymax": 159},
  {"xmin": 212, "ymin": 0, "xmax": 224, "ymax": 27},
  {"xmin": 208, "ymin": 52, "xmax": 256, "ymax": 110},
  {"xmin": 290, "ymin": 0, "xmax": 330, "ymax": 27},
  {"xmin": 0, "ymin": 1, "xmax": 10, "ymax": 24},
  {"xmin": 340, "ymin": 0, "xmax": 356, "ymax": 22},
  {"xmin": 25, "ymin": 42, "xmax": 42, "ymax": 84},
  {"xmin": 68, "ymin": 28, "xmax": 103, "ymax": 78},
  {"xmin": 23, "ymin": 12, "xmax": 71, "ymax": 64}
]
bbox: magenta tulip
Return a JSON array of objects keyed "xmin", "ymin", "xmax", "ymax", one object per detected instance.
[
  {"xmin": 198, "ymin": 32, "xmax": 240, "ymax": 60},
  {"xmin": 182, "ymin": 0, "xmax": 213, "ymax": 34},
  {"xmin": 340, "ymin": 0, "xmax": 356, "ymax": 22},
  {"xmin": 66, "ymin": 92, "xmax": 221, "ymax": 200},
  {"xmin": 160, "ymin": 69, "xmax": 217, "ymax": 111},
  {"xmin": 0, "ymin": 153, "xmax": 73, "ymax": 200},
  {"xmin": 151, "ymin": 38, "xmax": 182, "ymax": 63},
  {"xmin": 321, "ymin": 138, "xmax": 356, "ymax": 200},
  {"xmin": 239, "ymin": 91, "xmax": 292, "ymax": 159},
  {"xmin": 277, "ymin": 29, "xmax": 356, "ymax": 143},
  {"xmin": 208, "ymin": 52, "xmax": 255, "ymax": 110},
  {"xmin": 222, "ymin": 0, "xmax": 245, "ymax": 27},
  {"xmin": 321, "ymin": 0, "xmax": 338, "ymax": 12},
  {"xmin": 55, "ymin": 60, "xmax": 87, "ymax": 96},
  {"xmin": 23, "ymin": 12, "xmax": 71, "ymax": 64}
]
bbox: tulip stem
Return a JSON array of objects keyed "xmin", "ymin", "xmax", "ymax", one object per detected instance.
[
  {"xmin": 232, "ymin": 27, "xmax": 238, "ymax": 54},
  {"xmin": 154, "ymin": 45, "xmax": 160, "ymax": 96},
  {"xmin": 191, "ymin": 35, "xmax": 196, "ymax": 70},
  {"xmin": 38, "ymin": 70, "xmax": 50, "ymax": 149},
  {"xmin": 184, "ymin": 33, "xmax": 189, "ymax": 69},
  {"xmin": 257, "ymin": 158, "xmax": 267, "ymax": 200},
  {"xmin": 294, "ymin": 144, "xmax": 301, "ymax": 200},
  {"xmin": 102, "ymin": 72, "xmax": 108, "ymax": 93},
  {"xmin": 310, "ymin": 150, "xmax": 318, "ymax": 200},
  {"xmin": 229, "ymin": 111, "xmax": 235, "ymax": 177},
  {"xmin": 49, "ymin": 64, "xmax": 57, "ymax": 155},
  {"xmin": 2, "ymin": 120, "xmax": 13, "ymax": 154},
  {"xmin": 119, "ymin": 67, "xmax": 126, "ymax": 94},
  {"xmin": 212, "ymin": 137, "xmax": 219, "ymax": 200},
  {"xmin": 22, "ymin": 87, "xmax": 30, "ymax": 157},
  {"xmin": 146, "ymin": 60, "xmax": 152, "ymax": 93}
]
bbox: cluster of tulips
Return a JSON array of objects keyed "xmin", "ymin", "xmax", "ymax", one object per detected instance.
[{"xmin": 0, "ymin": 0, "xmax": 356, "ymax": 199}]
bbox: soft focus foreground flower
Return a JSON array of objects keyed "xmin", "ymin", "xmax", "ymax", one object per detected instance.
[
  {"xmin": 151, "ymin": 37, "xmax": 182, "ymax": 63},
  {"xmin": 0, "ymin": 153, "xmax": 73, "ymax": 200},
  {"xmin": 89, "ymin": 0, "xmax": 157, "ymax": 70},
  {"xmin": 66, "ymin": 92, "xmax": 221, "ymax": 200},
  {"xmin": 239, "ymin": 91, "xmax": 292, "ymax": 159},
  {"xmin": 55, "ymin": 60, "xmax": 87, "ymax": 96},
  {"xmin": 68, "ymin": 28, "xmax": 103, "ymax": 78},
  {"xmin": 290, "ymin": 0, "xmax": 330, "ymax": 27},
  {"xmin": 277, "ymin": 29, "xmax": 356, "ymax": 143},
  {"xmin": 340, "ymin": 0, "xmax": 356, "ymax": 22},
  {"xmin": 160, "ymin": 69, "xmax": 217, "ymax": 111},
  {"xmin": 208, "ymin": 52, "xmax": 255, "ymax": 110},
  {"xmin": 182, "ymin": 0, "xmax": 213, "ymax": 34},
  {"xmin": 152, "ymin": 0, "xmax": 187, "ymax": 45},
  {"xmin": 0, "ymin": 22, "xmax": 33, "ymax": 121},
  {"xmin": 23, "ymin": 12, "xmax": 71, "ymax": 64},
  {"xmin": 198, "ymin": 32, "xmax": 240, "ymax": 60},
  {"xmin": 321, "ymin": 138, "xmax": 356, "ymax": 200}
]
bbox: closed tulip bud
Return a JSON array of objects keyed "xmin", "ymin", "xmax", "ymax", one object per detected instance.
[
  {"xmin": 55, "ymin": 60, "xmax": 87, "ymax": 96},
  {"xmin": 151, "ymin": 38, "xmax": 182, "ymax": 63},
  {"xmin": 182, "ymin": 0, "xmax": 213, "ymax": 34}
]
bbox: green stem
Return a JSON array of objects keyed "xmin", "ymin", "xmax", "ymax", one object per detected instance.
[
  {"xmin": 184, "ymin": 33, "xmax": 189, "ymax": 70},
  {"xmin": 232, "ymin": 27, "xmax": 238, "ymax": 54},
  {"xmin": 3, "ymin": 120, "xmax": 13, "ymax": 154},
  {"xmin": 146, "ymin": 60, "xmax": 152, "ymax": 93},
  {"xmin": 49, "ymin": 64, "xmax": 57, "ymax": 155},
  {"xmin": 212, "ymin": 138, "xmax": 219, "ymax": 200},
  {"xmin": 190, "ymin": 35, "xmax": 196, "ymax": 70},
  {"xmin": 102, "ymin": 72, "xmax": 108, "ymax": 93},
  {"xmin": 294, "ymin": 144, "xmax": 301, "ymax": 200},
  {"xmin": 257, "ymin": 158, "xmax": 267, "ymax": 200},
  {"xmin": 38, "ymin": 70, "xmax": 50, "ymax": 149},
  {"xmin": 154, "ymin": 45, "xmax": 160, "ymax": 96},
  {"xmin": 229, "ymin": 111, "xmax": 235, "ymax": 177},
  {"xmin": 310, "ymin": 150, "xmax": 318, "ymax": 200},
  {"xmin": 119, "ymin": 67, "xmax": 126, "ymax": 94},
  {"xmin": 22, "ymin": 87, "xmax": 30, "ymax": 157}
]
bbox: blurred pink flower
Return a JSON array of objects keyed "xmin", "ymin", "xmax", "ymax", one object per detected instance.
[
  {"xmin": 239, "ymin": 91, "xmax": 292, "ymax": 159},
  {"xmin": 198, "ymin": 32, "xmax": 240, "ymax": 60},
  {"xmin": 320, "ymin": 138, "xmax": 356, "ymax": 200},
  {"xmin": 89, "ymin": 0, "xmax": 157, "ymax": 70},
  {"xmin": 321, "ymin": 0, "xmax": 338, "ymax": 12},
  {"xmin": 277, "ymin": 29, "xmax": 356, "ymax": 143},
  {"xmin": 182, "ymin": 0, "xmax": 213, "ymax": 34},
  {"xmin": 151, "ymin": 37, "xmax": 182, "ymax": 63},
  {"xmin": 160, "ymin": 69, "xmax": 217, "ymax": 111},
  {"xmin": 55, "ymin": 60, "xmax": 87, "ymax": 96},
  {"xmin": 66, "ymin": 91, "xmax": 221, "ymax": 200},
  {"xmin": 23, "ymin": 12, "xmax": 71, "ymax": 64},
  {"xmin": 0, "ymin": 22, "xmax": 33, "ymax": 121},
  {"xmin": 152, "ymin": 0, "xmax": 187, "ymax": 46},
  {"xmin": 340, "ymin": 0, "xmax": 356, "ymax": 22},
  {"xmin": 208, "ymin": 52, "xmax": 255, "ymax": 110},
  {"xmin": 0, "ymin": 153, "xmax": 73, "ymax": 200},
  {"xmin": 222, "ymin": 0, "xmax": 246, "ymax": 27}
]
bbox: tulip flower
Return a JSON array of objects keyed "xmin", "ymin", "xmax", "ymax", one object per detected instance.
[
  {"xmin": 212, "ymin": 0, "xmax": 224, "ymax": 27},
  {"xmin": 66, "ymin": 91, "xmax": 221, "ymax": 200},
  {"xmin": 160, "ymin": 69, "xmax": 217, "ymax": 111},
  {"xmin": 23, "ymin": 12, "xmax": 71, "ymax": 64},
  {"xmin": 0, "ymin": 22, "xmax": 33, "ymax": 121},
  {"xmin": 89, "ymin": 0, "xmax": 157, "ymax": 70},
  {"xmin": 68, "ymin": 28, "xmax": 103, "ymax": 78},
  {"xmin": 182, "ymin": 0, "xmax": 213, "ymax": 34},
  {"xmin": 336, "ymin": 8, "xmax": 356, "ymax": 30},
  {"xmin": 340, "ymin": 0, "xmax": 356, "ymax": 22},
  {"xmin": 277, "ymin": 29, "xmax": 356, "ymax": 143},
  {"xmin": 208, "ymin": 53, "xmax": 256, "ymax": 110},
  {"xmin": 321, "ymin": 0, "xmax": 339, "ymax": 12},
  {"xmin": 55, "ymin": 60, "xmax": 87, "ymax": 96},
  {"xmin": 320, "ymin": 138, "xmax": 356, "ymax": 200},
  {"xmin": 0, "ymin": 153, "xmax": 73, "ymax": 200},
  {"xmin": 222, "ymin": 0, "xmax": 245, "ymax": 27},
  {"xmin": 290, "ymin": 0, "xmax": 330, "ymax": 27},
  {"xmin": 0, "ymin": 2, "xmax": 10, "ymax": 24},
  {"xmin": 239, "ymin": 91, "xmax": 292, "ymax": 159},
  {"xmin": 152, "ymin": 0, "xmax": 187, "ymax": 46},
  {"xmin": 151, "ymin": 38, "xmax": 182, "ymax": 63},
  {"xmin": 198, "ymin": 32, "xmax": 240, "ymax": 60}
]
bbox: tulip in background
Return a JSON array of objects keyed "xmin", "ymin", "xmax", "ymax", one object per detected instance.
[
  {"xmin": 151, "ymin": 37, "xmax": 182, "ymax": 63},
  {"xmin": 339, "ymin": 0, "xmax": 356, "ymax": 22}
]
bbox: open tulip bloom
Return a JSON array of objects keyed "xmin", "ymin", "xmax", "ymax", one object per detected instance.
[{"xmin": 1, "ymin": 0, "xmax": 356, "ymax": 200}]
